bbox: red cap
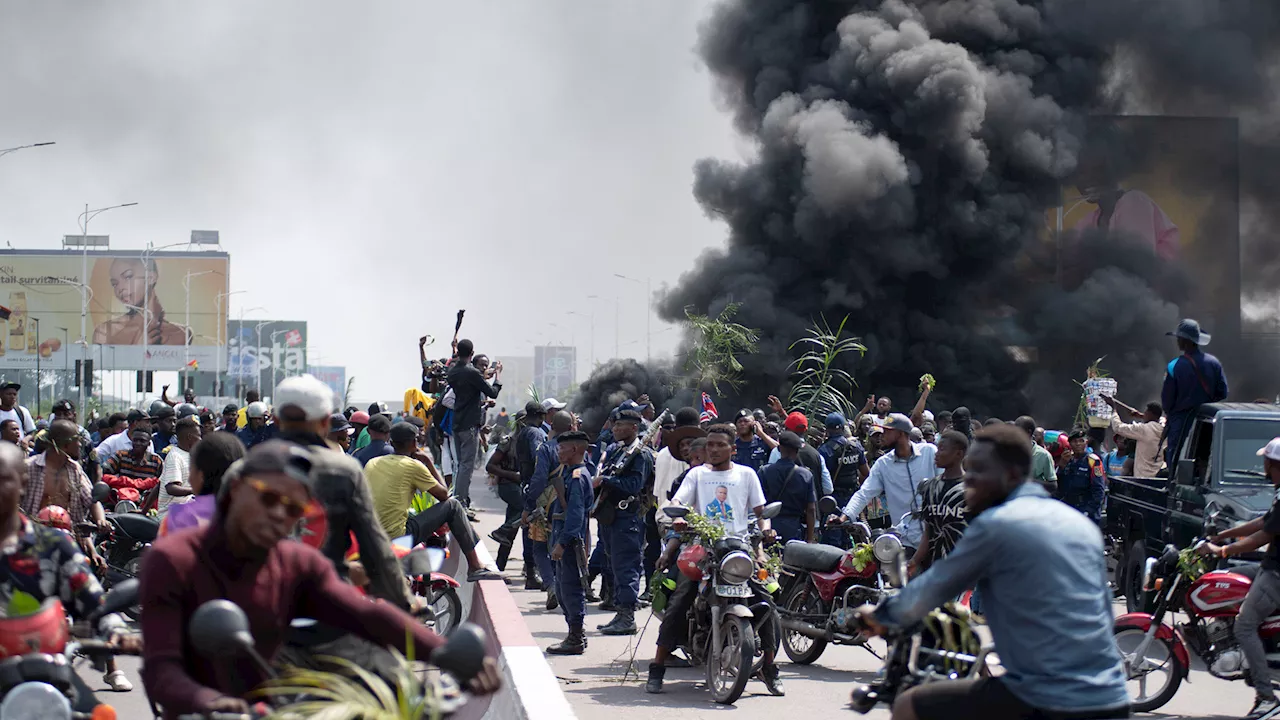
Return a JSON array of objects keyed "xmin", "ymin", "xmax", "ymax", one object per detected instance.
[
  {"xmin": 350, "ymin": 411, "xmax": 371, "ymax": 425},
  {"xmin": 784, "ymin": 412, "xmax": 808, "ymax": 433}
]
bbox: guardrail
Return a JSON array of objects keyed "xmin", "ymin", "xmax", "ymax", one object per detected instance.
[{"xmin": 441, "ymin": 533, "xmax": 578, "ymax": 720}]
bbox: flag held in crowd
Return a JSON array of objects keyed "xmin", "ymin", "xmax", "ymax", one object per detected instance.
[{"xmin": 700, "ymin": 392, "xmax": 718, "ymax": 423}]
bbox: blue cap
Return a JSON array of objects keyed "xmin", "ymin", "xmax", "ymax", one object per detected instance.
[{"xmin": 825, "ymin": 412, "xmax": 847, "ymax": 428}]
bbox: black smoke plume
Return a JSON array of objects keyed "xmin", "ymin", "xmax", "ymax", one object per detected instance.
[
  {"xmin": 569, "ymin": 359, "xmax": 676, "ymax": 435},
  {"xmin": 635, "ymin": 0, "xmax": 1280, "ymax": 425}
]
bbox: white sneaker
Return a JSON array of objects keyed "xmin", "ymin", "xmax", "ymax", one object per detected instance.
[{"xmin": 104, "ymin": 669, "xmax": 133, "ymax": 692}]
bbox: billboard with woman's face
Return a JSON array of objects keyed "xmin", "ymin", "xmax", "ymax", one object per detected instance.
[{"xmin": 0, "ymin": 249, "xmax": 229, "ymax": 370}]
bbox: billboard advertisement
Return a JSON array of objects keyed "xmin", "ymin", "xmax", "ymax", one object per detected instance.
[
  {"xmin": 534, "ymin": 345, "xmax": 576, "ymax": 400},
  {"xmin": 309, "ymin": 365, "xmax": 346, "ymax": 406},
  {"xmin": 226, "ymin": 320, "xmax": 308, "ymax": 394},
  {"xmin": 0, "ymin": 249, "xmax": 229, "ymax": 370}
]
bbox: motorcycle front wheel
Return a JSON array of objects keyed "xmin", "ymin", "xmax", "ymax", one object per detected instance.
[
  {"xmin": 1114, "ymin": 627, "xmax": 1184, "ymax": 712},
  {"xmin": 708, "ymin": 615, "xmax": 756, "ymax": 705},
  {"xmin": 781, "ymin": 586, "xmax": 827, "ymax": 665},
  {"xmin": 423, "ymin": 583, "xmax": 462, "ymax": 636}
]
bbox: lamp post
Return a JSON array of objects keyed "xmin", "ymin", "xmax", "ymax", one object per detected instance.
[
  {"xmin": 587, "ymin": 294, "xmax": 619, "ymax": 360},
  {"xmin": 214, "ymin": 290, "xmax": 246, "ymax": 401},
  {"xmin": 58, "ymin": 327, "xmax": 68, "ymax": 401},
  {"xmin": 0, "ymin": 142, "xmax": 54, "ymax": 161},
  {"xmin": 613, "ymin": 273, "xmax": 652, "ymax": 364},
  {"xmin": 236, "ymin": 306, "xmax": 267, "ymax": 399},
  {"xmin": 567, "ymin": 310, "xmax": 592, "ymax": 379},
  {"xmin": 75, "ymin": 202, "xmax": 137, "ymax": 413},
  {"xmin": 140, "ymin": 240, "xmax": 195, "ymax": 391},
  {"xmin": 182, "ymin": 270, "xmax": 215, "ymax": 392},
  {"xmin": 31, "ymin": 317, "xmax": 40, "ymax": 414},
  {"xmin": 269, "ymin": 329, "xmax": 290, "ymax": 397}
]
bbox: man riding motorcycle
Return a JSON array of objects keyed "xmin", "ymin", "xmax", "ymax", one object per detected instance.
[
  {"xmin": 645, "ymin": 422, "xmax": 782, "ymax": 696},
  {"xmin": 1198, "ymin": 437, "xmax": 1280, "ymax": 719},
  {"xmin": 139, "ymin": 441, "xmax": 502, "ymax": 719},
  {"xmin": 0, "ymin": 443, "xmax": 140, "ymax": 712},
  {"xmin": 854, "ymin": 424, "xmax": 1128, "ymax": 720}
]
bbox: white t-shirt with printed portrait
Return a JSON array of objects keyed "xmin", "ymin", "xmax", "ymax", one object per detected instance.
[{"xmin": 672, "ymin": 462, "xmax": 766, "ymax": 537}]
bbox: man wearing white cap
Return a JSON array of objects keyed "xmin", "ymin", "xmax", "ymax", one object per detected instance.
[
  {"xmin": 1201, "ymin": 437, "xmax": 1280, "ymax": 719},
  {"xmin": 541, "ymin": 398, "xmax": 566, "ymax": 433}
]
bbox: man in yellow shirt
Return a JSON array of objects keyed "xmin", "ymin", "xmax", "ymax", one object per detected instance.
[{"xmin": 365, "ymin": 423, "xmax": 499, "ymax": 582}]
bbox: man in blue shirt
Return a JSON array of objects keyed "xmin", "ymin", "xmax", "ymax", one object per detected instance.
[
  {"xmin": 818, "ymin": 412, "xmax": 870, "ymax": 546},
  {"xmin": 856, "ymin": 424, "xmax": 1128, "ymax": 720},
  {"xmin": 515, "ymin": 402, "xmax": 548, "ymax": 590},
  {"xmin": 546, "ymin": 430, "xmax": 595, "ymax": 656},
  {"xmin": 760, "ymin": 431, "xmax": 816, "ymax": 542},
  {"xmin": 352, "ymin": 415, "xmax": 393, "ymax": 467},
  {"xmin": 732, "ymin": 408, "xmax": 776, "ymax": 472},
  {"xmin": 1162, "ymin": 318, "xmax": 1228, "ymax": 467}
]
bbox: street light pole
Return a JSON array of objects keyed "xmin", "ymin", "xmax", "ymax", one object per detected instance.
[
  {"xmin": 269, "ymin": 329, "xmax": 289, "ymax": 397},
  {"xmin": 32, "ymin": 317, "xmax": 40, "ymax": 414},
  {"xmin": 76, "ymin": 202, "xmax": 137, "ymax": 414},
  {"xmin": 58, "ymin": 327, "xmax": 68, "ymax": 401},
  {"xmin": 182, "ymin": 270, "xmax": 214, "ymax": 392},
  {"xmin": 613, "ymin": 273, "xmax": 652, "ymax": 364},
  {"xmin": 141, "ymin": 240, "xmax": 193, "ymax": 395},
  {"xmin": 214, "ymin": 290, "xmax": 246, "ymax": 402}
]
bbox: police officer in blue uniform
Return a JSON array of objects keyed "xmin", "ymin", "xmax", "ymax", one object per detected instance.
[
  {"xmin": 1056, "ymin": 428, "xmax": 1106, "ymax": 524},
  {"xmin": 594, "ymin": 409, "xmax": 653, "ymax": 636},
  {"xmin": 760, "ymin": 431, "xmax": 816, "ymax": 543},
  {"xmin": 818, "ymin": 412, "xmax": 870, "ymax": 547},
  {"xmin": 547, "ymin": 430, "xmax": 595, "ymax": 655}
]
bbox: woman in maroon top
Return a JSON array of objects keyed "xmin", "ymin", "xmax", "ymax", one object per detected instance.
[{"xmin": 140, "ymin": 441, "xmax": 500, "ymax": 718}]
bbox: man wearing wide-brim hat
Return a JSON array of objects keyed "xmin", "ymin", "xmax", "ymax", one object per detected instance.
[{"xmin": 1162, "ymin": 318, "xmax": 1228, "ymax": 468}]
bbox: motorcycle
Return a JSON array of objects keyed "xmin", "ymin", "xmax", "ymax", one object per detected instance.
[
  {"xmin": 0, "ymin": 579, "xmax": 140, "ymax": 720},
  {"xmin": 83, "ymin": 483, "xmax": 157, "ymax": 621},
  {"xmin": 391, "ymin": 535, "xmax": 463, "ymax": 636},
  {"xmin": 1114, "ymin": 526, "xmax": 1275, "ymax": 712},
  {"xmin": 659, "ymin": 501, "xmax": 783, "ymax": 705},
  {"xmin": 774, "ymin": 495, "xmax": 896, "ymax": 665},
  {"xmin": 848, "ymin": 541, "xmax": 994, "ymax": 714},
  {"xmin": 181, "ymin": 580, "xmax": 493, "ymax": 720}
]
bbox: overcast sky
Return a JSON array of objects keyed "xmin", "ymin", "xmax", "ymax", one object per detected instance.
[{"xmin": 0, "ymin": 2, "xmax": 738, "ymax": 402}]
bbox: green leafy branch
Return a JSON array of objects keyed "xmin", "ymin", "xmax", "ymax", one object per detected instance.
[
  {"xmin": 682, "ymin": 303, "xmax": 760, "ymax": 393},
  {"xmin": 786, "ymin": 315, "xmax": 866, "ymax": 434}
]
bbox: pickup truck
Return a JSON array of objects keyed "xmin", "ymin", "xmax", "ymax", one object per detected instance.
[{"xmin": 1108, "ymin": 402, "xmax": 1280, "ymax": 611}]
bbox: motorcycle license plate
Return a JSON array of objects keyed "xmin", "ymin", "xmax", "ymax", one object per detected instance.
[{"xmin": 715, "ymin": 583, "xmax": 751, "ymax": 598}]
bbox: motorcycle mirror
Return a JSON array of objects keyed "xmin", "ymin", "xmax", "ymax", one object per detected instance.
[
  {"xmin": 92, "ymin": 482, "xmax": 112, "ymax": 504},
  {"xmin": 189, "ymin": 599, "xmax": 256, "ymax": 659},
  {"xmin": 663, "ymin": 506, "xmax": 689, "ymax": 519},
  {"xmin": 817, "ymin": 496, "xmax": 839, "ymax": 516},
  {"xmin": 391, "ymin": 535, "xmax": 414, "ymax": 551},
  {"xmin": 92, "ymin": 578, "xmax": 139, "ymax": 622},
  {"xmin": 760, "ymin": 502, "xmax": 783, "ymax": 520},
  {"xmin": 431, "ymin": 622, "xmax": 488, "ymax": 682},
  {"xmin": 400, "ymin": 547, "xmax": 445, "ymax": 576}
]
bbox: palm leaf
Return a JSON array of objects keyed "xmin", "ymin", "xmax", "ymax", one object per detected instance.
[
  {"xmin": 786, "ymin": 315, "xmax": 866, "ymax": 433},
  {"xmin": 258, "ymin": 647, "xmax": 440, "ymax": 720}
]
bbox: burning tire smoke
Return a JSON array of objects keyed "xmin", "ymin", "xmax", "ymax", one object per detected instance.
[{"xmin": 579, "ymin": 0, "xmax": 1280, "ymax": 427}]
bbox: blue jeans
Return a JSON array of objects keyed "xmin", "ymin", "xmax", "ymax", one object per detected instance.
[
  {"xmin": 556, "ymin": 541, "xmax": 587, "ymax": 626},
  {"xmin": 600, "ymin": 510, "xmax": 644, "ymax": 610}
]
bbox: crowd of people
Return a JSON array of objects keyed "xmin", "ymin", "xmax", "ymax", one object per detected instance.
[{"xmin": 0, "ymin": 314, "xmax": 1267, "ymax": 719}]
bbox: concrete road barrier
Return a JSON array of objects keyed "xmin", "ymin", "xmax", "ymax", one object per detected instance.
[{"xmin": 441, "ymin": 532, "xmax": 578, "ymax": 720}]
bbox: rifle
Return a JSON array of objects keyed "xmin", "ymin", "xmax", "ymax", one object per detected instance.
[{"xmin": 591, "ymin": 409, "xmax": 670, "ymax": 516}]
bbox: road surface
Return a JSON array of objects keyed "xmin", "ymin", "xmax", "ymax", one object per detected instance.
[{"xmin": 98, "ymin": 478, "xmax": 1258, "ymax": 719}]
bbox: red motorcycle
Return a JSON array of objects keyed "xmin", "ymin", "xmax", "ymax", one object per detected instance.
[
  {"xmin": 1115, "ymin": 538, "xmax": 1278, "ymax": 712},
  {"xmin": 774, "ymin": 505, "xmax": 906, "ymax": 665}
]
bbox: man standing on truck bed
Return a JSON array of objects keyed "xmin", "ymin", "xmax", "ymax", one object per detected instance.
[{"xmin": 1162, "ymin": 318, "xmax": 1228, "ymax": 468}]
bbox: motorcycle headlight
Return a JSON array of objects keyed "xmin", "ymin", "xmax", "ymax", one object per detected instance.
[
  {"xmin": 719, "ymin": 551, "xmax": 754, "ymax": 585},
  {"xmin": 0, "ymin": 681, "xmax": 71, "ymax": 720},
  {"xmin": 873, "ymin": 533, "xmax": 904, "ymax": 564}
]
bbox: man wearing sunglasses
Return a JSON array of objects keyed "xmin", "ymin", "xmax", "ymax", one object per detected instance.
[{"xmin": 139, "ymin": 440, "xmax": 503, "ymax": 718}]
